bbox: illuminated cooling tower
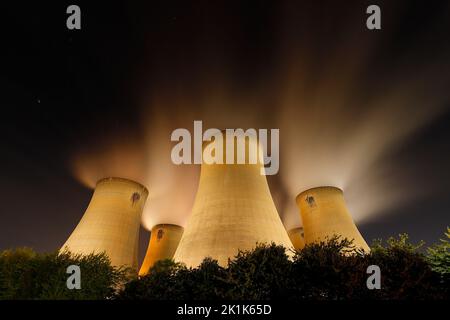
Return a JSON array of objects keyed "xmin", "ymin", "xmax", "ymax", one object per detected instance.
[
  {"xmin": 295, "ymin": 186, "xmax": 370, "ymax": 252},
  {"xmin": 61, "ymin": 177, "xmax": 148, "ymax": 270},
  {"xmin": 139, "ymin": 224, "xmax": 183, "ymax": 276},
  {"xmin": 173, "ymin": 133, "xmax": 293, "ymax": 267},
  {"xmin": 288, "ymin": 227, "xmax": 305, "ymax": 250}
]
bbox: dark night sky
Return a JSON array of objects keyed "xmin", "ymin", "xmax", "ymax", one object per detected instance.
[{"xmin": 1, "ymin": 1, "xmax": 449, "ymax": 263}]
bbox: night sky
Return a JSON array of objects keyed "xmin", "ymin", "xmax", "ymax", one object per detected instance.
[{"xmin": 1, "ymin": 1, "xmax": 449, "ymax": 263}]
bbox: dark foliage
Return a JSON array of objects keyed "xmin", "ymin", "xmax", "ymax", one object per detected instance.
[
  {"xmin": 0, "ymin": 248, "xmax": 129, "ymax": 300},
  {"xmin": 118, "ymin": 258, "xmax": 229, "ymax": 300},
  {"xmin": 1, "ymin": 230, "xmax": 448, "ymax": 300},
  {"xmin": 289, "ymin": 237, "xmax": 364, "ymax": 300},
  {"xmin": 118, "ymin": 231, "xmax": 449, "ymax": 300},
  {"xmin": 224, "ymin": 244, "xmax": 292, "ymax": 300}
]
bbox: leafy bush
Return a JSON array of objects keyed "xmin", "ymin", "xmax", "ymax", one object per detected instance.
[
  {"xmin": 224, "ymin": 243, "xmax": 292, "ymax": 300},
  {"xmin": 0, "ymin": 248, "xmax": 129, "ymax": 300},
  {"xmin": 2, "ymin": 230, "xmax": 449, "ymax": 300},
  {"xmin": 363, "ymin": 234, "xmax": 443, "ymax": 299},
  {"xmin": 427, "ymin": 227, "xmax": 450, "ymax": 275},
  {"xmin": 426, "ymin": 227, "xmax": 450, "ymax": 297},
  {"xmin": 119, "ymin": 258, "xmax": 229, "ymax": 300},
  {"xmin": 289, "ymin": 236, "xmax": 364, "ymax": 300},
  {"xmin": 118, "ymin": 232, "xmax": 449, "ymax": 300}
]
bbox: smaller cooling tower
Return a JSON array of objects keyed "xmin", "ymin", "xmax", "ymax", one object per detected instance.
[
  {"xmin": 61, "ymin": 177, "xmax": 148, "ymax": 270},
  {"xmin": 139, "ymin": 224, "xmax": 184, "ymax": 276},
  {"xmin": 296, "ymin": 186, "xmax": 370, "ymax": 252},
  {"xmin": 288, "ymin": 227, "xmax": 305, "ymax": 250}
]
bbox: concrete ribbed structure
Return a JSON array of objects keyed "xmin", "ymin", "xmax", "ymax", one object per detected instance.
[
  {"xmin": 139, "ymin": 224, "xmax": 183, "ymax": 276},
  {"xmin": 295, "ymin": 186, "xmax": 370, "ymax": 252},
  {"xmin": 61, "ymin": 177, "xmax": 148, "ymax": 270},
  {"xmin": 288, "ymin": 227, "xmax": 305, "ymax": 250},
  {"xmin": 174, "ymin": 133, "xmax": 293, "ymax": 267}
]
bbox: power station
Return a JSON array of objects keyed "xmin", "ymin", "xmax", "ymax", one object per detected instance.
[
  {"xmin": 62, "ymin": 157, "xmax": 370, "ymax": 271},
  {"xmin": 295, "ymin": 186, "xmax": 370, "ymax": 252},
  {"xmin": 173, "ymin": 134, "xmax": 293, "ymax": 267},
  {"xmin": 139, "ymin": 224, "xmax": 184, "ymax": 276},
  {"xmin": 61, "ymin": 177, "xmax": 148, "ymax": 270}
]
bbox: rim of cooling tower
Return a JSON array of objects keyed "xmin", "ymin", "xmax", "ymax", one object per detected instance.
[
  {"xmin": 288, "ymin": 226, "xmax": 304, "ymax": 234},
  {"xmin": 200, "ymin": 130, "xmax": 261, "ymax": 147},
  {"xmin": 151, "ymin": 224, "xmax": 184, "ymax": 230},
  {"xmin": 295, "ymin": 186, "xmax": 343, "ymax": 202},
  {"xmin": 96, "ymin": 177, "xmax": 149, "ymax": 194}
]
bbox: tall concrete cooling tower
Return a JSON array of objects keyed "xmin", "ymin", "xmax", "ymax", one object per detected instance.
[
  {"xmin": 295, "ymin": 186, "xmax": 370, "ymax": 252},
  {"xmin": 288, "ymin": 227, "xmax": 305, "ymax": 250},
  {"xmin": 139, "ymin": 224, "xmax": 184, "ymax": 276},
  {"xmin": 173, "ymin": 133, "xmax": 293, "ymax": 267},
  {"xmin": 61, "ymin": 177, "xmax": 148, "ymax": 270}
]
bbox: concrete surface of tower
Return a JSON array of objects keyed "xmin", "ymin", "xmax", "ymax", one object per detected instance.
[
  {"xmin": 288, "ymin": 227, "xmax": 305, "ymax": 250},
  {"xmin": 174, "ymin": 132, "xmax": 293, "ymax": 267},
  {"xmin": 139, "ymin": 224, "xmax": 183, "ymax": 276},
  {"xmin": 61, "ymin": 177, "xmax": 148, "ymax": 270},
  {"xmin": 296, "ymin": 186, "xmax": 370, "ymax": 252}
]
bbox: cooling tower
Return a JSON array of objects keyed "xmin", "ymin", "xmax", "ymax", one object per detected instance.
[
  {"xmin": 295, "ymin": 186, "xmax": 370, "ymax": 252},
  {"xmin": 61, "ymin": 177, "xmax": 148, "ymax": 270},
  {"xmin": 139, "ymin": 224, "xmax": 184, "ymax": 276},
  {"xmin": 288, "ymin": 227, "xmax": 305, "ymax": 250},
  {"xmin": 173, "ymin": 133, "xmax": 293, "ymax": 267}
]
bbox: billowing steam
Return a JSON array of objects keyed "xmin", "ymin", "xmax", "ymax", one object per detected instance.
[{"xmin": 70, "ymin": 2, "xmax": 450, "ymax": 231}]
